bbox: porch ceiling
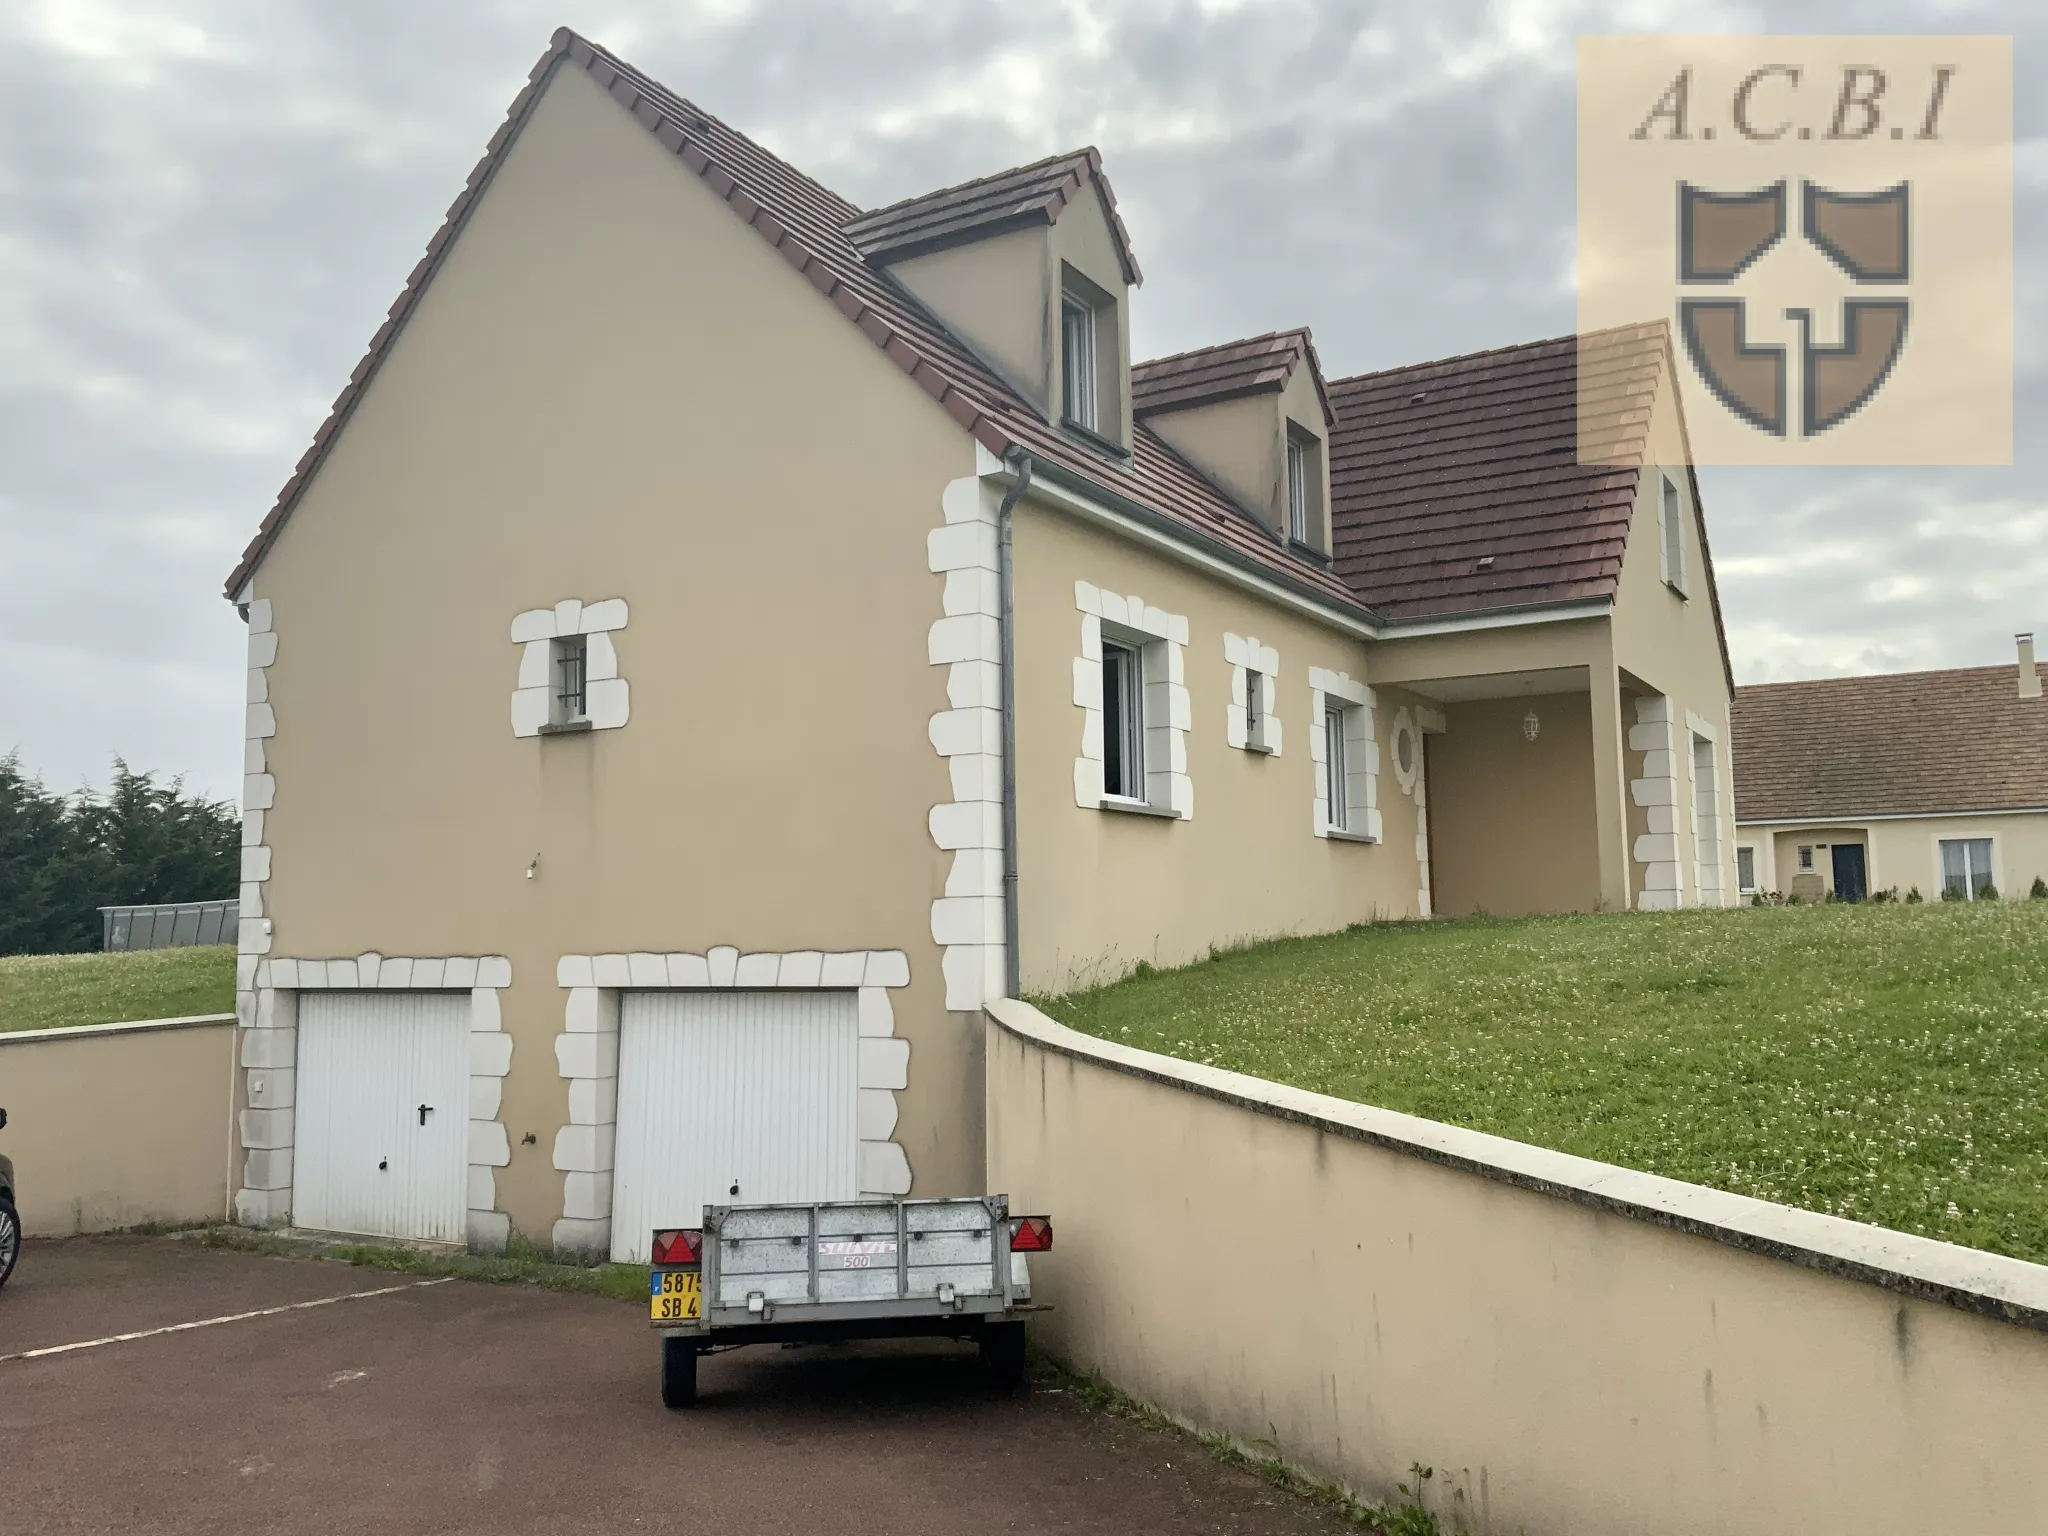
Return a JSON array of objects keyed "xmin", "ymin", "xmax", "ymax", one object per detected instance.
[{"xmin": 1405, "ymin": 665, "xmax": 1589, "ymax": 703}]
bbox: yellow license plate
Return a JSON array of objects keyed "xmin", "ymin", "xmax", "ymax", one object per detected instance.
[{"xmin": 650, "ymin": 1269, "xmax": 701, "ymax": 1322}]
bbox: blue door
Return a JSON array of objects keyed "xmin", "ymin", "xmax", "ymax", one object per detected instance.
[{"xmin": 1831, "ymin": 844, "xmax": 1868, "ymax": 902}]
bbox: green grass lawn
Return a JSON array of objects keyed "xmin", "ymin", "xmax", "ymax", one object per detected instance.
[
  {"xmin": 1039, "ymin": 902, "xmax": 2048, "ymax": 1266},
  {"xmin": 0, "ymin": 945, "xmax": 238, "ymax": 1034}
]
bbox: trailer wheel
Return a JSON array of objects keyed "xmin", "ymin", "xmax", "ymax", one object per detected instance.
[
  {"xmin": 660, "ymin": 1336, "xmax": 699, "ymax": 1409},
  {"xmin": 980, "ymin": 1321, "xmax": 1027, "ymax": 1390}
]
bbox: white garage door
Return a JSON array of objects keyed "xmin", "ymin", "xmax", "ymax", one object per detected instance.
[
  {"xmin": 610, "ymin": 990, "xmax": 859, "ymax": 1264},
  {"xmin": 294, "ymin": 991, "xmax": 469, "ymax": 1244}
]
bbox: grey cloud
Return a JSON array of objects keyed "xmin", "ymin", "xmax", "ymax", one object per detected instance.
[{"xmin": 0, "ymin": 0, "xmax": 2040, "ymax": 805}]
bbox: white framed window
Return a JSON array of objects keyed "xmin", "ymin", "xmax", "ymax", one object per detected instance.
[
  {"xmin": 1287, "ymin": 436, "xmax": 1309, "ymax": 543},
  {"xmin": 1939, "ymin": 837, "xmax": 1995, "ymax": 899},
  {"xmin": 1660, "ymin": 472, "xmax": 1688, "ymax": 595},
  {"xmin": 1324, "ymin": 707, "xmax": 1349, "ymax": 827},
  {"xmin": 1061, "ymin": 292, "xmax": 1098, "ymax": 432},
  {"xmin": 1101, "ymin": 639, "xmax": 1144, "ymax": 800},
  {"xmin": 1797, "ymin": 844, "xmax": 1814, "ymax": 871},
  {"xmin": 510, "ymin": 598, "xmax": 629, "ymax": 738},
  {"xmin": 1074, "ymin": 584, "xmax": 1192, "ymax": 819},
  {"xmin": 1688, "ymin": 724, "xmax": 1724, "ymax": 905},
  {"xmin": 1737, "ymin": 846, "xmax": 1757, "ymax": 893},
  {"xmin": 1308, "ymin": 666, "xmax": 1378, "ymax": 842},
  {"xmin": 1223, "ymin": 633, "xmax": 1281, "ymax": 755}
]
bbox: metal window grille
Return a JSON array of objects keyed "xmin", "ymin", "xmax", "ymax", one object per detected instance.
[
  {"xmin": 556, "ymin": 635, "xmax": 588, "ymax": 721},
  {"xmin": 1101, "ymin": 640, "xmax": 1143, "ymax": 799},
  {"xmin": 1324, "ymin": 706, "xmax": 1348, "ymax": 828},
  {"xmin": 1245, "ymin": 668, "xmax": 1263, "ymax": 744},
  {"xmin": 1062, "ymin": 295, "xmax": 1097, "ymax": 431}
]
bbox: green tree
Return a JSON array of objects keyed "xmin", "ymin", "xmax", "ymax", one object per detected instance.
[{"xmin": 0, "ymin": 755, "xmax": 239, "ymax": 955}]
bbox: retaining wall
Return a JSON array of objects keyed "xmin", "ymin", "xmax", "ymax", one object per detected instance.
[
  {"xmin": 986, "ymin": 998, "xmax": 2048, "ymax": 1536},
  {"xmin": 0, "ymin": 1015, "xmax": 237, "ymax": 1236}
]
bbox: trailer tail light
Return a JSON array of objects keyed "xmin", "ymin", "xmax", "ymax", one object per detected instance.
[
  {"xmin": 1009, "ymin": 1216, "xmax": 1053, "ymax": 1253},
  {"xmin": 651, "ymin": 1228, "xmax": 703, "ymax": 1266}
]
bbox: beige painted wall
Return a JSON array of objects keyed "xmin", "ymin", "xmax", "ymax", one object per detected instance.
[
  {"xmin": 1740, "ymin": 812, "xmax": 2048, "ymax": 901},
  {"xmin": 1, "ymin": 1019, "xmax": 235, "ymax": 1235},
  {"xmin": 890, "ymin": 225, "xmax": 1053, "ymax": 416},
  {"xmin": 1010, "ymin": 502, "xmax": 1426, "ymax": 993},
  {"xmin": 248, "ymin": 60, "xmax": 982, "ymax": 1238},
  {"xmin": 987, "ymin": 1006, "xmax": 2048, "ymax": 1536},
  {"xmin": 1610, "ymin": 363, "xmax": 1739, "ymax": 907},
  {"xmin": 1427, "ymin": 691, "xmax": 1603, "ymax": 916}
]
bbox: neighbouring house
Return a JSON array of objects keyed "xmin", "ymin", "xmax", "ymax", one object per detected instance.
[
  {"xmin": 222, "ymin": 29, "xmax": 1737, "ymax": 1258},
  {"xmin": 1731, "ymin": 635, "xmax": 2048, "ymax": 903}
]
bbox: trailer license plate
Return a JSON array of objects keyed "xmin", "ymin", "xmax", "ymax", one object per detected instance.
[{"xmin": 650, "ymin": 1270, "xmax": 701, "ymax": 1321}]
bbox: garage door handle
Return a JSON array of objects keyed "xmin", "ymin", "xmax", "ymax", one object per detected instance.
[{"xmin": 418, "ymin": 1104, "xmax": 434, "ymax": 1126}]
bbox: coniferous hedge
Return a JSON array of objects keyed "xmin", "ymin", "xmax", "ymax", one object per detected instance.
[{"xmin": 0, "ymin": 754, "xmax": 239, "ymax": 955}]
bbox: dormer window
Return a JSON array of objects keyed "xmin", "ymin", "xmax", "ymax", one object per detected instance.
[
  {"xmin": 1285, "ymin": 424, "xmax": 1324, "ymax": 551},
  {"xmin": 1062, "ymin": 286, "xmax": 1100, "ymax": 432},
  {"xmin": 1286, "ymin": 435, "xmax": 1309, "ymax": 543}
]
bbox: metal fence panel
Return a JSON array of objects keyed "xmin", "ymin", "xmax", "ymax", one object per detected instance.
[{"xmin": 99, "ymin": 900, "xmax": 239, "ymax": 952}]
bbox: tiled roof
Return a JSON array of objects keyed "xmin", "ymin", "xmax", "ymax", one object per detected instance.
[
  {"xmin": 1131, "ymin": 329, "xmax": 1333, "ymax": 426},
  {"xmin": 1732, "ymin": 666, "xmax": 2048, "ymax": 821},
  {"xmin": 225, "ymin": 30, "xmax": 1352, "ymax": 614},
  {"xmin": 842, "ymin": 148, "xmax": 1141, "ymax": 283},
  {"xmin": 1324, "ymin": 324, "xmax": 1666, "ymax": 621}
]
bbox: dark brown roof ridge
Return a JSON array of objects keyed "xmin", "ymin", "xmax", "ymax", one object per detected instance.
[
  {"xmin": 1327, "ymin": 319, "xmax": 1667, "ymax": 390},
  {"xmin": 225, "ymin": 28, "xmax": 1357, "ymax": 619},
  {"xmin": 852, "ymin": 145, "xmax": 1102, "ymax": 222},
  {"xmin": 1131, "ymin": 327, "xmax": 1334, "ymax": 427},
  {"xmin": 841, "ymin": 144, "xmax": 1142, "ymax": 284}
]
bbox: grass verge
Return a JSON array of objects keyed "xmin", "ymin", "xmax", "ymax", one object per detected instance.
[
  {"xmin": 1039, "ymin": 900, "xmax": 2048, "ymax": 1265},
  {"xmin": 179, "ymin": 1224, "xmax": 652, "ymax": 1305},
  {"xmin": 0, "ymin": 944, "xmax": 237, "ymax": 1033}
]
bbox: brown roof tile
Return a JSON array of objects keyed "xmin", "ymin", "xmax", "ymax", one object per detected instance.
[
  {"xmin": 1325, "ymin": 324, "xmax": 1666, "ymax": 620},
  {"xmin": 1732, "ymin": 667, "xmax": 2048, "ymax": 821},
  {"xmin": 1130, "ymin": 328, "xmax": 1333, "ymax": 425},
  {"xmin": 225, "ymin": 31, "xmax": 1362, "ymax": 615},
  {"xmin": 843, "ymin": 148, "xmax": 1141, "ymax": 283}
]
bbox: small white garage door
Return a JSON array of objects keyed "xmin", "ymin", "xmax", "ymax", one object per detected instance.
[
  {"xmin": 610, "ymin": 990, "xmax": 859, "ymax": 1264},
  {"xmin": 294, "ymin": 991, "xmax": 469, "ymax": 1243}
]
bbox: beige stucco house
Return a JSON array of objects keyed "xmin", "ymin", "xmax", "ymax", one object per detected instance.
[
  {"xmin": 1732, "ymin": 637, "xmax": 2048, "ymax": 902},
  {"xmin": 223, "ymin": 30, "xmax": 1737, "ymax": 1257}
]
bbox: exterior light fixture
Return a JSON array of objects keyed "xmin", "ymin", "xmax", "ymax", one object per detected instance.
[{"xmin": 1523, "ymin": 710, "xmax": 1541, "ymax": 741}]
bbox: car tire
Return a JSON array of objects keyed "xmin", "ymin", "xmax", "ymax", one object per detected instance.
[
  {"xmin": 980, "ymin": 1320, "xmax": 1027, "ymax": 1390},
  {"xmin": 0, "ymin": 1197, "xmax": 18, "ymax": 1290},
  {"xmin": 660, "ymin": 1336, "xmax": 698, "ymax": 1409}
]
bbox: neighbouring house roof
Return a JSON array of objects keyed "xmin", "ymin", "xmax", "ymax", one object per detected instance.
[
  {"xmin": 1130, "ymin": 329, "xmax": 1335, "ymax": 427},
  {"xmin": 1324, "ymin": 324, "xmax": 1668, "ymax": 621},
  {"xmin": 1732, "ymin": 666, "xmax": 2048, "ymax": 821},
  {"xmin": 842, "ymin": 148, "xmax": 1142, "ymax": 283},
  {"xmin": 223, "ymin": 29, "xmax": 1353, "ymax": 615}
]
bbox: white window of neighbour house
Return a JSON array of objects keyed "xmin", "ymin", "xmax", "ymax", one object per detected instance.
[
  {"xmin": 1737, "ymin": 846, "xmax": 1757, "ymax": 894},
  {"xmin": 1287, "ymin": 435, "xmax": 1309, "ymax": 543},
  {"xmin": 1074, "ymin": 585, "xmax": 1192, "ymax": 819},
  {"xmin": 509, "ymin": 598, "xmax": 630, "ymax": 738},
  {"xmin": 1939, "ymin": 837, "xmax": 1996, "ymax": 900},
  {"xmin": 553, "ymin": 634, "xmax": 588, "ymax": 725},
  {"xmin": 1308, "ymin": 667, "xmax": 1377, "ymax": 842}
]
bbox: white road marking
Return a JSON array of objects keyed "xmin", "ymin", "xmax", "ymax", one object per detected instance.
[{"xmin": 0, "ymin": 1277, "xmax": 456, "ymax": 1364}]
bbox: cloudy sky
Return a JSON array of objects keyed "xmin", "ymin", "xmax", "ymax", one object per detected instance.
[{"xmin": 2, "ymin": 0, "xmax": 2040, "ymax": 803}]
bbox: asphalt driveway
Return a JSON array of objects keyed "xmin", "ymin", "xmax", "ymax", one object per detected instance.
[{"xmin": 2, "ymin": 1236, "xmax": 1348, "ymax": 1535}]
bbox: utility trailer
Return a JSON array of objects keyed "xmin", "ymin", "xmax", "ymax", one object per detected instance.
[{"xmin": 648, "ymin": 1194, "xmax": 1052, "ymax": 1406}]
